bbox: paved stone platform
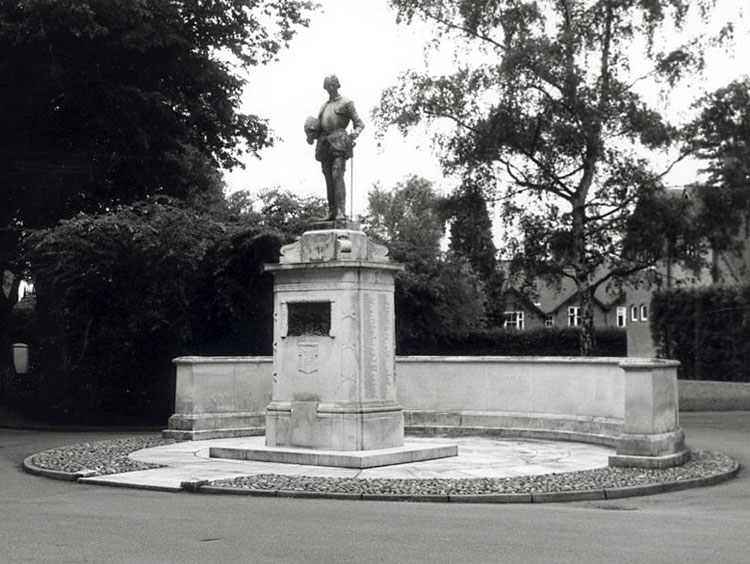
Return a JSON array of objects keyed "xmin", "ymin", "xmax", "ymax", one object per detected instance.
[{"xmin": 78, "ymin": 436, "xmax": 613, "ymax": 492}]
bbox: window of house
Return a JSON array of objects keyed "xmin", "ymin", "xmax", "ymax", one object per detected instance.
[
  {"xmin": 568, "ymin": 306, "xmax": 581, "ymax": 327},
  {"xmin": 504, "ymin": 311, "xmax": 525, "ymax": 330},
  {"xmin": 545, "ymin": 314, "xmax": 555, "ymax": 328},
  {"xmin": 630, "ymin": 305, "xmax": 638, "ymax": 322},
  {"xmin": 617, "ymin": 307, "xmax": 627, "ymax": 328},
  {"xmin": 640, "ymin": 304, "xmax": 648, "ymax": 321}
]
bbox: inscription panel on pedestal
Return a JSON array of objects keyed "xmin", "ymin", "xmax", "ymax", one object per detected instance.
[
  {"xmin": 361, "ymin": 292, "xmax": 395, "ymax": 401},
  {"xmin": 362, "ymin": 294, "xmax": 379, "ymax": 399},
  {"xmin": 287, "ymin": 301, "xmax": 331, "ymax": 336},
  {"xmin": 380, "ymin": 293, "xmax": 395, "ymax": 397}
]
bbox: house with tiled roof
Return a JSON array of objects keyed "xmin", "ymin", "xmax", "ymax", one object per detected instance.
[
  {"xmin": 497, "ymin": 187, "xmax": 749, "ymax": 355},
  {"xmin": 501, "ymin": 266, "xmax": 628, "ymax": 332}
]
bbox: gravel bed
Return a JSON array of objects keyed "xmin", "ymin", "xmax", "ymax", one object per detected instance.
[
  {"xmin": 30, "ymin": 436, "xmax": 178, "ymax": 476},
  {"xmin": 27, "ymin": 437, "xmax": 737, "ymax": 496},
  {"xmin": 209, "ymin": 450, "xmax": 737, "ymax": 495}
]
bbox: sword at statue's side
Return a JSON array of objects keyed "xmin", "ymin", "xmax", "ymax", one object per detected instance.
[{"xmin": 350, "ymin": 147, "xmax": 354, "ymax": 219}]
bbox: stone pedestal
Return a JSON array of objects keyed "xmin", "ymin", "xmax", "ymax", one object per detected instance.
[
  {"xmin": 207, "ymin": 227, "xmax": 457, "ymax": 466},
  {"xmin": 264, "ymin": 229, "xmax": 404, "ymax": 451}
]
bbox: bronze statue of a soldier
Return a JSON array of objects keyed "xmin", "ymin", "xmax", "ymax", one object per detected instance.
[{"xmin": 305, "ymin": 74, "xmax": 365, "ymax": 221}]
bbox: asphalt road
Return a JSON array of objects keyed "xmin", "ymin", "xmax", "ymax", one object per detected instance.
[{"xmin": 0, "ymin": 412, "xmax": 748, "ymax": 564}]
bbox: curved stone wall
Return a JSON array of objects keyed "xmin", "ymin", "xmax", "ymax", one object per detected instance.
[
  {"xmin": 165, "ymin": 355, "xmax": 687, "ymax": 467},
  {"xmin": 395, "ymin": 356, "xmax": 625, "ymax": 445}
]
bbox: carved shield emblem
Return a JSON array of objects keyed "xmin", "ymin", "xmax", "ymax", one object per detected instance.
[{"xmin": 297, "ymin": 344, "xmax": 319, "ymax": 375}]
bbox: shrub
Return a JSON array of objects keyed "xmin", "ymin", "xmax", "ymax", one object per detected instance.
[
  {"xmin": 191, "ymin": 229, "xmax": 280, "ymax": 356},
  {"xmin": 14, "ymin": 199, "xmax": 280, "ymax": 424},
  {"xmin": 398, "ymin": 327, "xmax": 626, "ymax": 357},
  {"xmin": 652, "ymin": 285, "xmax": 750, "ymax": 381}
]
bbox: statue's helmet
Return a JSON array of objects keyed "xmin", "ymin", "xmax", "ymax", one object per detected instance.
[
  {"xmin": 304, "ymin": 115, "xmax": 320, "ymax": 136},
  {"xmin": 323, "ymin": 74, "xmax": 340, "ymax": 90}
]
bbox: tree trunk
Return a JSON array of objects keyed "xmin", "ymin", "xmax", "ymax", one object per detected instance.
[
  {"xmin": 710, "ymin": 242, "xmax": 720, "ymax": 284},
  {"xmin": 578, "ymin": 280, "xmax": 596, "ymax": 357},
  {"xmin": 571, "ymin": 192, "xmax": 595, "ymax": 356}
]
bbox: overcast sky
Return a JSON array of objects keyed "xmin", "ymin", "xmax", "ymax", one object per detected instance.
[{"xmin": 226, "ymin": 0, "xmax": 749, "ymax": 219}]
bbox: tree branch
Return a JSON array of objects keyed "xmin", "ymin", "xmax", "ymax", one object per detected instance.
[
  {"xmin": 423, "ymin": 109, "xmax": 479, "ymax": 134},
  {"xmin": 416, "ymin": 5, "xmax": 506, "ymax": 51},
  {"xmin": 592, "ymin": 261, "xmax": 653, "ymax": 291},
  {"xmin": 586, "ymin": 204, "xmax": 629, "ymax": 223},
  {"xmin": 657, "ymin": 149, "xmax": 691, "ymax": 179},
  {"xmin": 500, "ymin": 157, "xmax": 574, "ymax": 201},
  {"xmin": 586, "ymin": 190, "xmax": 639, "ymax": 222},
  {"xmin": 623, "ymin": 69, "xmax": 659, "ymax": 92},
  {"xmin": 518, "ymin": 149, "xmax": 576, "ymax": 199}
]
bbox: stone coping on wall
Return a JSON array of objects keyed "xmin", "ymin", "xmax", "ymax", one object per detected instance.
[
  {"xmin": 173, "ymin": 356, "xmax": 273, "ymax": 364},
  {"xmin": 396, "ymin": 356, "xmax": 680, "ymax": 367},
  {"xmin": 171, "ymin": 355, "xmax": 682, "ymax": 366}
]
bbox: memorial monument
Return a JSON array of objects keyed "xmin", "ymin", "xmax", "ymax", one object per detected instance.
[
  {"xmin": 208, "ymin": 76, "xmax": 457, "ymax": 467},
  {"xmin": 168, "ymin": 77, "xmax": 687, "ymax": 473}
]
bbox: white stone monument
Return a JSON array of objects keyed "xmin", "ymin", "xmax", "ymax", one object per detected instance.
[
  {"xmin": 209, "ymin": 225, "xmax": 457, "ymax": 468},
  {"xmin": 265, "ymin": 228, "xmax": 403, "ymax": 450}
]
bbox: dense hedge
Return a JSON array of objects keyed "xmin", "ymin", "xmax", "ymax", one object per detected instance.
[
  {"xmin": 651, "ymin": 285, "xmax": 750, "ymax": 382},
  {"xmin": 2, "ymin": 200, "xmax": 280, "ymax": 425},
  {"xmin": 398, "ymin": 327, "xmax": 627, "ymax": 357}
]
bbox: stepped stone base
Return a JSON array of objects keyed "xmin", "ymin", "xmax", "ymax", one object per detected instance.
[
  {"xmin": 163, "ymin": 427, "xmax": 264, "ymax": 441},
  {"xmin": 209, "ymin": 441, "xmax": 458, "ymax": 469},
  {"xmin": 609, "ymin": 449, "xmax": 691, "ymax": 469},
  {"xmin": 164, "ymin": 412, "xmax": 265, "ymax": 441}
]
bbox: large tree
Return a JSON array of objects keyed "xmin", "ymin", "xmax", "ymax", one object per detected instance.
[
  {"xmin": 376, "ymin": 0, "xmax": 715, "ymax": 354},
  {"xmin": 361, "ymin": 176, "xmax": 487, "ymax": 349},
  {"xmin": 686, "ymin": 78, "xmax": 750, "ymax": 282},
  {"xmin": 439, "ymin": 182, "xmax": 505, "ymax": 325},
  {"xmin": 0, "ymin": 0, "xmax": 312, "ymax": 372}
]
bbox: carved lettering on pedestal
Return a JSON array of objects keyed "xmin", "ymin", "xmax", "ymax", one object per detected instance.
[
  {"xmin": 297, "ymin": 343, "xmax": 319, "ymax": 375},
  {"xmin": 379, "ymin": 293, "xmax": 393, "ymax": 397},
  {"xmin": 387, "ymin": 294, "xmax": 397, "ymax": 390},
  {"xmin": 363, "ymin": 294, "xmax": 379, "ymax": 399}
]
